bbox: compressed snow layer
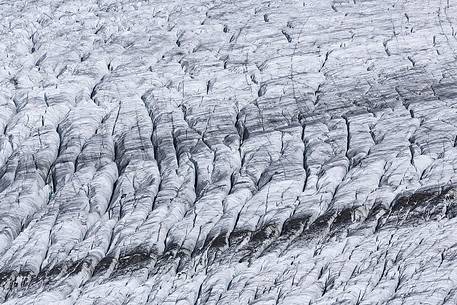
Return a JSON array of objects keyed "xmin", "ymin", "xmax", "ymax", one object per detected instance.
[{"xmin": 1, "ymin": 0, "xmax": 457, "ymax": 304}]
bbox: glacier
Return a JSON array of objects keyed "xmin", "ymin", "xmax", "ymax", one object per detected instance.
[{"xmin": 1, "ymin": 0, "xmax": 457, "ymax": 304}]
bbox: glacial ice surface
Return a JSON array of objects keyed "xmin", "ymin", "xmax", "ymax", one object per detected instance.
[{"xmin": 1, "ymin": 0, "xmax": 457, "ymax": 304}]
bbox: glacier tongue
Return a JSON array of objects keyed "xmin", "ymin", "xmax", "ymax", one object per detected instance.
[{"xmin": 1, "ymin": 0, "xmax": 457, "ymax": 304}]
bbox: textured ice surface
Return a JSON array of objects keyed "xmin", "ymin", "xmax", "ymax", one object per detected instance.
[{"xmin": 1, "ymin": 0, "xmax": 457, "ymax": 304}]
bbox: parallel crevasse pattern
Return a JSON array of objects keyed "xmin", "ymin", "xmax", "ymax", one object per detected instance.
[{"xmin": 1, "ymin": 0, "xmax": 457, "ymax": 304}]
